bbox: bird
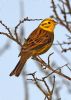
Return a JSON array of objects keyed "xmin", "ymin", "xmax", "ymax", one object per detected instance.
[{"xmin": 10, "ymin": 18, "xmax": 57, "ymax": 77}]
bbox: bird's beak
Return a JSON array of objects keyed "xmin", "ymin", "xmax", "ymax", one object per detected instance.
[{"xmin": 54, "ymin": 21, "xmax": 58, "ymax": 25}]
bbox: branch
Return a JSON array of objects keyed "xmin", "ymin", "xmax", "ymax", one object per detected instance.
[
  {"xmin": 14, "ymin": 17, "xmax": 43, "ymax": 37},
  {"xmin": 51, "ymin": 0, "xmax": 71, "ymax": 33},
  {"xmin": 33, "ymin": 54, "xmax": 71, "ymax": 81},
  {"xmin": 0, "ymin": 32, "xmax": 22, "ymax": 46},
  {"xmin": 0, "ymin": 20, "xmax": 13, "ymax": 37},
  {"xmin": 27, "ymin": 72, "xmax": 56, "ymax": 100}
]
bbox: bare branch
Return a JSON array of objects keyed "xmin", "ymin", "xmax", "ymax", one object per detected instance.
[
  {"xmin": 27, "ymin": 72, "xmax": 56, "ymax": 100},
  {"xmin": 0, "ymin": 20, "xmax": 13, "ymax": 37},
  {"xmin": 51, "ymin": 0, "xmax": 71, "ymax": 32},
  {"xmin": 33, "ymin": 55, "xmax": 71, "ymax": 80},
  {"xmin": 14, "ymin": 17, "xmax": 43, "ymax": 36},
  {"xmin": 0, "ymin": 32, "xmax": 22, "ymax": 46}
]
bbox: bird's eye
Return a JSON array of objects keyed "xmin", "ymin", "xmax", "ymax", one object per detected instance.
[{"xmin": 48, "ymin": 22, "xmax": 51, "ymax": 24}]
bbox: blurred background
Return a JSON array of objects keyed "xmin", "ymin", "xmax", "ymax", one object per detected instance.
[{"xmin": 0, "ymin": 0, "xmax": 71, "ymax": 100}]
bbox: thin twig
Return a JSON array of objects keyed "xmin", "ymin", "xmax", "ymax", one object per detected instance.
[
  {"xmin": 34, "ymin": 56, "xmax": 71, "ymax": 80},
  {"xmin": 0, "ymin": 20, "xmax": 13, "ymax": 37},
  {"xmin": 51, "ymin": 0, "xmax": 71, "ymax": 32},
  {"xmin": 0, "ymin": 32, "xmax": 22, "ymax": 46},
  {"xmin": 14, "ymin": 17, "xmax": 43, "ymax": 35}
]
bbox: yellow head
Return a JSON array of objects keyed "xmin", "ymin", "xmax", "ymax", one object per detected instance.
[{"xmin": 39, "ymin": 18, "xmax": 57, "ymax": 32}]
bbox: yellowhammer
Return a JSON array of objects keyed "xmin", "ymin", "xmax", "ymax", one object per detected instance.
[{"xmin": 10, "ymin": 18, "xmax": 57, "ymax": 77}]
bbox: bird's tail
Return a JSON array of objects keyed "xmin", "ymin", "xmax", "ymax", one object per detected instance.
[{"xmin": 10, "ymin": 53, "xmax": 30, "ymax": 77}]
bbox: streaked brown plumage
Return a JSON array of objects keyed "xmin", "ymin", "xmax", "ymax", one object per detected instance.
[{"xmin": 10, "ymin": 18, "xmax": 57, "ymax": 77}]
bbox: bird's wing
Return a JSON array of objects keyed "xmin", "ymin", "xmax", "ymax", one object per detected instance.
[{"xmin": 19, "ymin": 27, "xmax": 54, "ymax": 56}]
